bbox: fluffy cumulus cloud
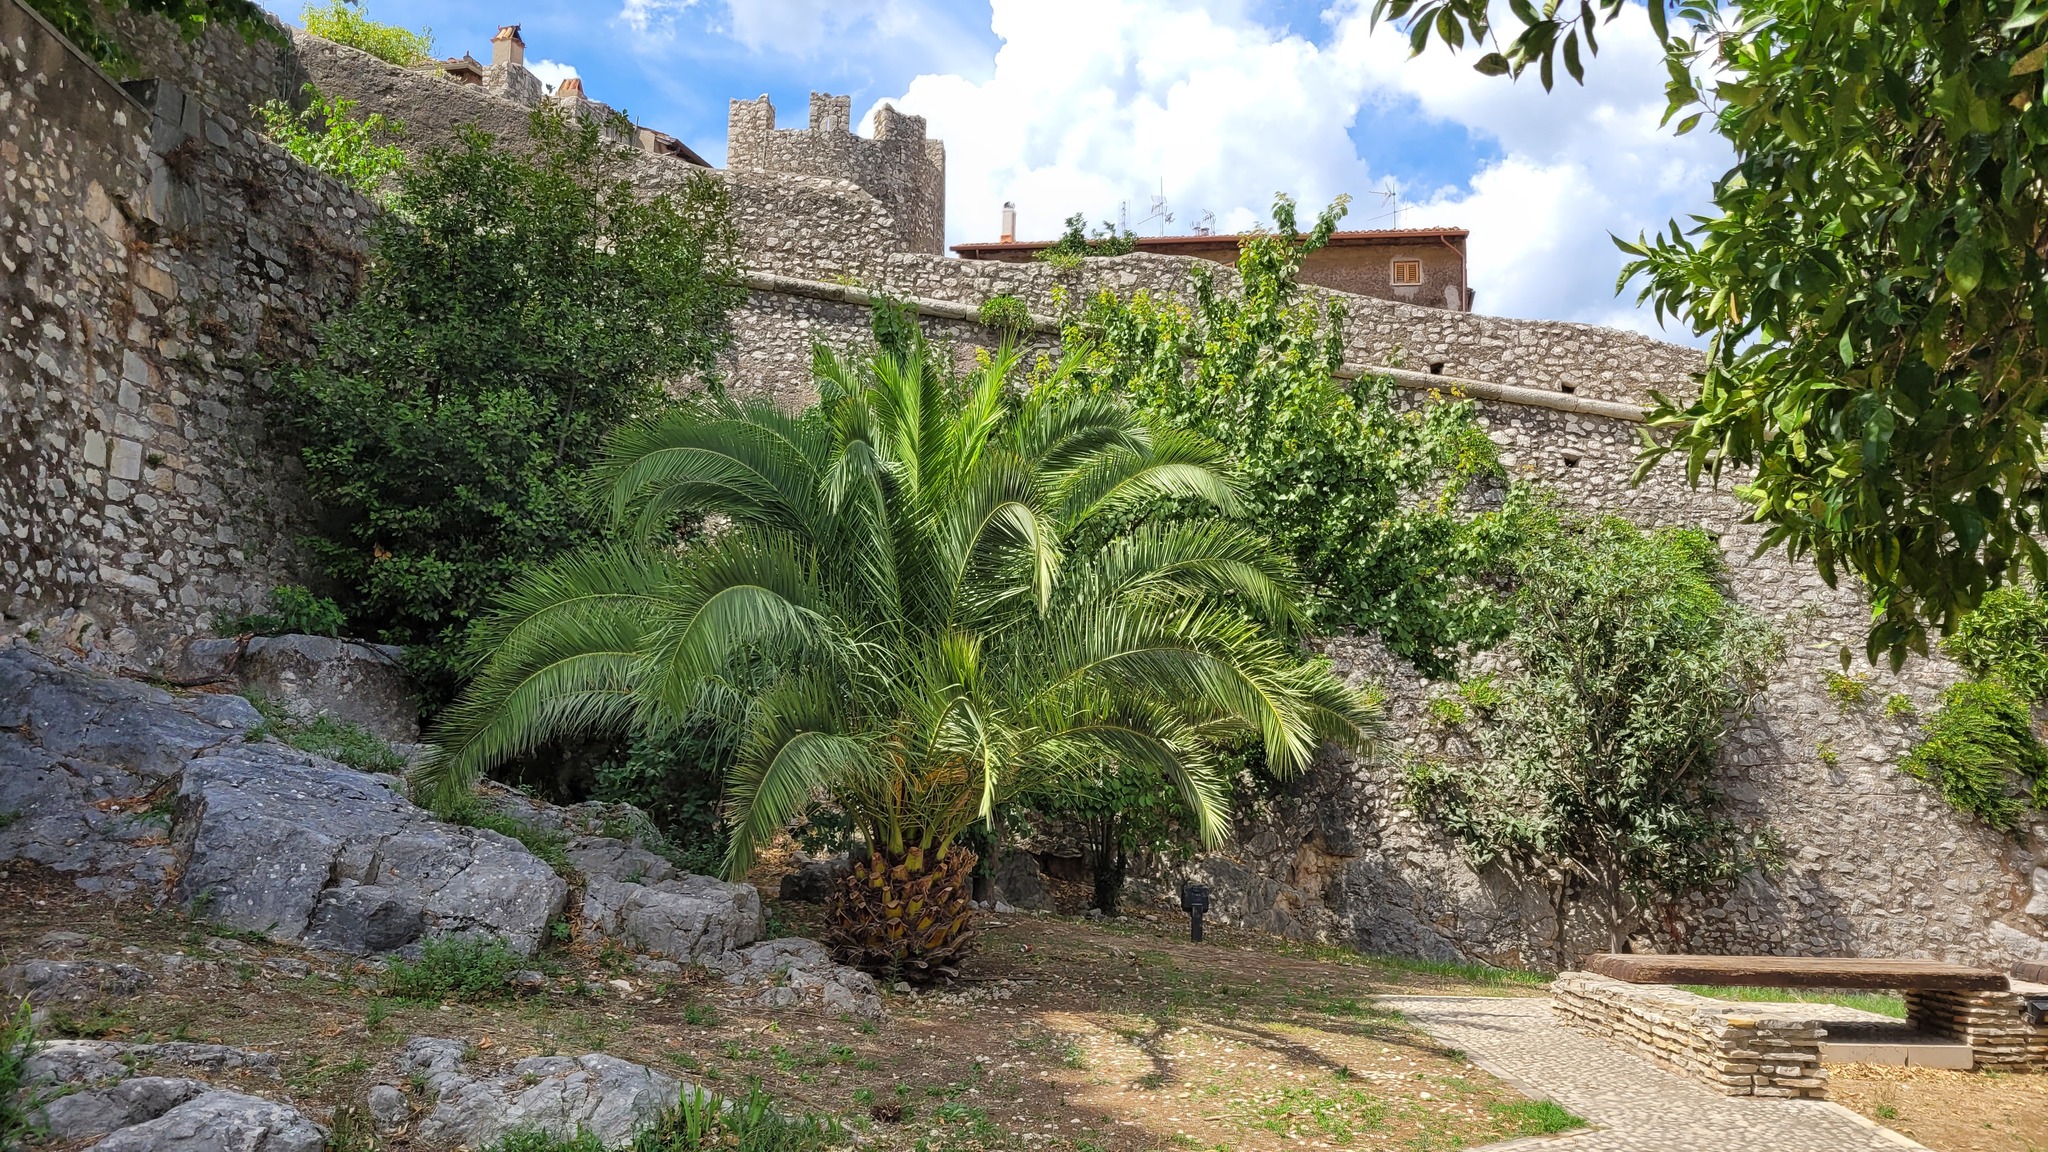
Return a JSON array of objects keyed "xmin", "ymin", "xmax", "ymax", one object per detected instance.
[
  {"xmin": 526, "ymin": 58, "xmax": 581, "ymax": 94},
  {"xmin": 872, "ymin": 0, "xmax": 1730, "ymax": 331}
]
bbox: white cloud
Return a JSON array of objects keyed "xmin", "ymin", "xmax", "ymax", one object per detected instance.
[
  {"xmin": 618, "ymin": 0, "xmax": 698, "ymax": 33},
  {"xmin": 527, "ymin": 58, "xmax": 581, "ymax": 94},
  {"xmin": 875, "ymin": 0, "xmax": 1729, "ymax": 330}
]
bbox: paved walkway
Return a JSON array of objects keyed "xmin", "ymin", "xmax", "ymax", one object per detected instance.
[{"xmin": 1377, "ymin": 995, "xmax": 1926, "ymax": 1151}]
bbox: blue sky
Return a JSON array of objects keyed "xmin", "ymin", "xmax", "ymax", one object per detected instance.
[{"xmin": 267, "ymin": 0, "xmax": 1728, "ymax": 335}]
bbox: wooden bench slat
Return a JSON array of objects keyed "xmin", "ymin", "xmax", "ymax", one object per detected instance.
[{"xmin": 1586, "ymin": 953, "xmax": 2008, "ymax": 992}]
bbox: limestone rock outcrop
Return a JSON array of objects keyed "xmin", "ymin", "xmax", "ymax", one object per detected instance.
[
  {"xmin": 399, "ymin": 1037, "xmax": 691, "ymax": 1149},
  {"xmin": 24, "ymin": 1039, "xmax": 318, "ymax": 1151},
  {"xmin": 571, "ymin": 838, "xmax": 765, "ymax": 964}
]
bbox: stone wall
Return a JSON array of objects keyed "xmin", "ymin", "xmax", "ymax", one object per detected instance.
[
  {"xmin": 1906, "ymin": 988, "xmax": 2048, "ymax": 1068},
  {"xmin": 0, "ymin": 0, "xmax": 373, "ymax": 665},
  {"xmin": 1552, "ymin": 972, "xmax": 1829, "ymax": 1097}
]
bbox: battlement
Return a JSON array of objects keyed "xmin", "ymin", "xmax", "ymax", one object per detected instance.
[{"xmin": 727, "ymin": 91, "xmax": 946, "ymax": 255}]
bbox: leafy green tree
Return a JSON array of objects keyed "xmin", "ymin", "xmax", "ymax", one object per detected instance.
[
  {"xmin": 26, "ymin": 0, "xmax": 278, "ymax": 68},
  {"xmin": 418, "ymin": 341, "xmax": 1379, "ymax": 978},
  {"xmin": 256, "ymin": 85, "xmax": 406, "ymax": 195},
  {"xmin": 280, "ymin": 109, "xmax": 741, "ymax": 704},
  {"xmin": 1025, "ymin": 763, "xmax": 1197, "ymax": 915},
  {"xmin": 1405, "ymin": 506, "xmax": 1781, "ymax": 959},
  {"xmin": 298, "ymin": 0, "xmax": 431, "ymax": 66},
  {"xmin": 1039, "ymin": 213, "xmax": 1139, "ymax": 267},
  {"xmin": 1386, "ymin": 0, "xmax": 2048, "ymax": 663},
  {"xmin": 1058, "ymin": 195, "xmax": 1505, "ymax": 677}
]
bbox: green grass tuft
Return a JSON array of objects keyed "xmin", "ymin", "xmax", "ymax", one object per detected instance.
[
  {"xmin": 381, "ymin": 936, "xmax": 528, "ymax": 1002},
  {"xmin": 2, "ymin": 998, "xmax": 39, "ymax": 1151},
  {"xmin": 1490, "ymin": 1098, "xmax": 1585, "ymax": 1135},
  {"xmin": 1678, "ymin": 984, "xmax": 1907, "ymax": 1018}
]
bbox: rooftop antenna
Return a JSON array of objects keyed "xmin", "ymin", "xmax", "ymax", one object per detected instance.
[
  {"xmin": 1193, "ymin": 209, "xmax": 1216, "ymax": 236},
  {"xmin": 1133, "ymin": 178, "xmax": 1174, "ymax": 235},
  {"xmin": 1365, "ymin": 180, "xmax": 1401, "ymax": 228}
]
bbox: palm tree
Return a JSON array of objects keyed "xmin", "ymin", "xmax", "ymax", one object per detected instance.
[{"xmin": 417, "ymin": 342, "xmax": 1381, "ymax": 978}]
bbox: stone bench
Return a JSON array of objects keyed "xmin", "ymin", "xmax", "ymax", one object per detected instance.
[
  {"xmin": 1552, "ymin": 972, "xmax": 1832, "ymax": 1098},
  {"xmin": 1569, "ymin": 954, "xmax": 2048, "ymax": 1079}
]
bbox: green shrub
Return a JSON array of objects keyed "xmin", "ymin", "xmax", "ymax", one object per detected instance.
[
  {"xmin": 1038, "ymin": 213, "xmax": 1137, "ymax": 263},
  {"xmin": 217, "ymin": 584, "xmax": 348, "ymax": 638},
  {"xmin": 381, "ymin": 936, "xmax": 526, "ymax": 1001},
  {"xmin": 975, "ymin": 294, "xmax": 1032, "ymax": 334},
  {"xmin": 590, "ymin": 724, "xmax": 733, "ymax": 875},
  {"xmin": 1822, "ymin": 670, "xmax": 1872, "ymax": 706},
  {"xmin": 300, "ymin": 0, "xmax": 432, "ymax": 65},
  {"xmin": 280, "ymin": 109, "xmax": 741, "ymax": 710},
  {"xmin": 1405, "ymin": 508, "xmax": 1782, "ymax": 960},
  {"xmin": 1901, "ymin": 680, "xmax": 2048, "ymax": 830},
  {"xmin": 256, "ymin": 86, "xmax": 406, "ymax": 195},
  {"xmin": 1424, "ymin": 695, "xmax": 1469, "ymax": 726},
  {"xmin": 1944, "ymin": 585, "xmax": 2048, "ymax": 702},
  {"xmin": 1883, "ymin": 692, "xmax": 1918, "ymax": 719},
  {"xmin": 1, "ymin": 999, "xmax": 37, "ymax": 1152}
]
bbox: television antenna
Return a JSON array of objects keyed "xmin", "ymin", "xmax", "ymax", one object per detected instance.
[
  {"xmin": 1121, "ymin": 179, "xmax": 1175, "ymax": 236},
  {"xmin": 1364, "ymin": 180, "xmax": 1401, "ymax": 228}
]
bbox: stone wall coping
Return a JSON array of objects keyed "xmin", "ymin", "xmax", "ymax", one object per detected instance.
[
  {"xmin": 4, "ymin": 0, "xmax": 148, "ymax": 111},
  {"xmin": 1555, "ymin": 972, "xmax": 1830, "ymax": 1029},
  {"xmin": 737, "ymin": 269, "xmax": 1652, "ymax": 424}
]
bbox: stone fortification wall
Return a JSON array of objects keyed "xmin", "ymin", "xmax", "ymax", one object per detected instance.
[
  {"xmin": 292, "ymin": 37, "xmax": 907, "ymax": 284},
  {"xmin": 0, "ymin": 0, "xmax": 373, "ymax": 665},
  {"xmin": 727, "ymin": 93, "xmax": 945, "ymax": 257}
]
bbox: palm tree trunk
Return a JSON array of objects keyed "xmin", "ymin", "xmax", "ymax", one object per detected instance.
[{"xmin": 825, "ymin": 843, "xmax": 979, "ymax": 981}]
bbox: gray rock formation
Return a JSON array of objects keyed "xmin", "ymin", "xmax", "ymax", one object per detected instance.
[
  {"xmin": 713, "ymin": 938, "xmax": 884, "ymax": 1022},
  {"xmin": 1, "ymin": 958, "xmax": 153, "ymax": 1008},
  {"xmin": 572, "ymin": 838, "xmax": 765, "ymax": 964},
  {"xmin": 162, "ymin": 633, "xmax": 418, "ymax": 743},
  {"xmin": 173, "ymin": 748, "xmax": 565, "ymax": 954},
  {"xmin": 90, "ymin": 1090, "xmax": 328, "ymax": 1152},
  {"xmin": 400, "ymin": 1037, "xmax": 693, "ymax": 1149},
  {"xmin": 992, "ymin": 852, "xmax": 1053, "ymax": 912},
  {"xmin": 24, "ymin": 1040, "xmax": 311, "ymax": 1150},
  {"xmin": 777, "ymin": 853, "xmax": 847, "ymax": 903},
  {"xmin": 1, "ymin": 646, "xmax": 564, "ymax": 956}
]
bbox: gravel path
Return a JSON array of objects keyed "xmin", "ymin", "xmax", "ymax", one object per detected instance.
[{"xmin": 1376, "ymin": 995, "xmax": 1927, "ymax": 1151}]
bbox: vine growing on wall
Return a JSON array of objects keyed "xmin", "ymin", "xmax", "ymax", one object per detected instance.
[
  {"xmin": 1901, "ymin": 584, "xmax": 2048, "ymax": 829},
  {"xmin": 27, "ymin": 0, "xmax": 280, "ymax": 68},
  {"xmin": 1404, "ymin": 506, "xmax": 1782, "ymax": 961}
]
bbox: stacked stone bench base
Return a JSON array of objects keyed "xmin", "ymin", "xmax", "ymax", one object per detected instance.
[
  {"xmin": 1906, "ymin": 987, "xmax": 2048, "ymax": 1069},
  {"xmin": 1552, "ymin": 972, "xmax": 1828, "ymax": 1098}
]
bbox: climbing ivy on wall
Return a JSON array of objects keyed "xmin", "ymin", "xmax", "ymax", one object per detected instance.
[
  {"xmin": 26, "ymin": 0, "xmax": 280, "ymax": 68},
  {"xmin": 279, "ymin": 109, "xmax": 742, "ymax": 709},
  {"xmin": 1902, "ymin": 584, "xmax": 2048, "ymax": 829},
  {"xmin": 1404, "ymin": 506, "xmax": 1783, "ymax": 961},
  {"xmin": 1052, "ymin": 195, "xmax": 1506, "ymax": 676}
]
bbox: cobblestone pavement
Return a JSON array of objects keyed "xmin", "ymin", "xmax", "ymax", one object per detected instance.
[{"xmin": 1377, "ymin": 995, "xmax": 1927, "ymax": 1151}]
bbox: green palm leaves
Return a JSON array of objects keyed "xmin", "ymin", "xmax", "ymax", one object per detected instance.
[{"xmin": 419, "ymin": 341, "xmax": 1381, "ymax": 882}]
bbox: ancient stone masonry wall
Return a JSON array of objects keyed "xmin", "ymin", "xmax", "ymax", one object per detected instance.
[
  {"xmin": 727, "ymin": 93, "xmax": 945, "ymax": 257},
  {"xmin": 1552, "ymin": 973, "xmax": 1830, "ymax": 1097},
  {"xmin": 293, "ymin": 38, "xmax": 906, "ymax": 285},
  {"xmin": 1, "ymin": 0, "xmax": 374, "ymax": 665}
]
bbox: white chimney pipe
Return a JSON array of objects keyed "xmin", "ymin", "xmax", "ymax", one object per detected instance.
[{"xmin": 1000, "ymin": 201, "xmax": 1016, "ymax": 244}]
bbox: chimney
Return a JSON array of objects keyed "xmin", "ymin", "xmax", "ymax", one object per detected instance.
[
  {"xmin": 555, "ymin": 76, "xmax": 584, "ymax": 101},
  {"xmin": 1000, "ymin": 201, "xmax": 1016, "ymax": 244},
  {"xmin": 490, "ymin": 25, "xmax": 524, "ymax": 68}
]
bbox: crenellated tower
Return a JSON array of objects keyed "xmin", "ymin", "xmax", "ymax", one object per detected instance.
[{"xmin": 726, "ymin": 92, "xmax": 947, "ymax": 256}]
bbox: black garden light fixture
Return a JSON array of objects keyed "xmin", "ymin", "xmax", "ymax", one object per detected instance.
[
  {"xmin": 1179, "ymin": 883, "xmax": 1211, "ymax": 943},
  {"xmin": 2023, "ymin": 995, "xmax": 2048, "ymax": 1028}
]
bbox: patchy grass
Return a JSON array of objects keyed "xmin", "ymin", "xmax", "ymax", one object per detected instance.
[
  {"xmin": 3, "ymin": 860, "xmax": 1584, "ymax": 1152},
  {"xmin": 1489, "ymin": 1098, "xmax": 1584, "ymax": 1135},
  {"xmin": 1678, "ymin": 985, "xmax": 1907, "ymax": 1019},
  {"xmin": 1, "ymin": 998, "xmax": 37, "ymax": 1150},
  {"xmin": 437, "ymin": 792, "xmax": 572, "ymax": 873},
  {"xmin": 244, "ymin": 695, "xmax": 407, "ymax": 775}
]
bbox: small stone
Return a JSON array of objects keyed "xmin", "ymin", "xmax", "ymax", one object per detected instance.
[
  {"xmin": 508, "ymin": 970, "xmax": 549, "ymax": 990},
  {"xmin": 365, "ymin": 1084, "xmax": 409, "ymax": 1133},
  {"xmin": 36, "ymin": 931, "xmax": 89, "ymax": 949},
  {"xmin": 261, "ymin": 957, "xmax": 311, "ymax": 978}
]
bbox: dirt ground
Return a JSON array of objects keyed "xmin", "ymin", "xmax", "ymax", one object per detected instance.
[
  {"xmin": 4, "ymin": 859, "xmax": 2044, "ymax": 1151},
  {"xmin": 1828, "ymin": 1063, "xmax": 2048, "ymax": 1152}
]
